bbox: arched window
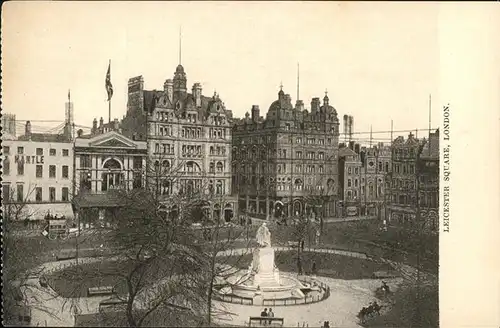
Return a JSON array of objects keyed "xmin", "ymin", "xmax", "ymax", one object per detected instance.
[
  {"xmin": 216, "ymin": 161, "xmax": 224, "ymax": 173},
  {"xmin": 210, "ymin": 146, "xmax": 214, "ymax": 155},
  {"xmin": 294, "ymin": 178, "xmax": 303, "ymax": 191},
  {"xmin": 216, "ymin": 180, "xmax": 223, "ymax": 195},
  {"xmin": 186, "ymin": 161, "xmax": 201, "ymax": 173},
  {"xmin": 209, "ymin": 162, "xmax": 215, "ymax": 173},
  {"xmin": 162, "ymin": 160, "xmax": 170, "ymax": 170}
]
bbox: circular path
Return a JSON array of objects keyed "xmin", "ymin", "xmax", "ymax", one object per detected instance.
[{"xmin": 23, "ymin": 246, "xmax": 434, "ymax": 327}]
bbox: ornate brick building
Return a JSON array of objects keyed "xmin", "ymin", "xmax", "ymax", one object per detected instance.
[
  {"xmin": 232, "ymin": 87, "xmax": 340, "ymax": 221},
  {"xmin": 387, "ymin": 132, "xmax": 423, "ymax": 225},
  {"xmin": 417, "ymin": 129, "xmax": 439, "ymax": 232},
  {"xmin": 338, "ymin": 143, "xmax": 362, "ymax": 217},
  {"xmin": 360, "ymin": 143, "xmax": 392, "ymax": 217},
  {"xmin": 124, "ymin": 64, "xmax": 236, "ymax": 221}
]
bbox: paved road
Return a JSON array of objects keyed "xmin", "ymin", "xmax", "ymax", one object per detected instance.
[{"xmin": 23, "ymin": 244, "xmax": 436, "ymax": 327}]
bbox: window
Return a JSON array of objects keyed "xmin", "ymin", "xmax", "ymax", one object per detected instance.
[
  {"xmin": 296, "ymin": 151, "xmax": 302, "ymax": 159},
  {"xmin": 319, "ymin": 139, "xmax": 325, "ymax": 145},
  {"xmin": 17, "ymin": 184, "xmax": 24, "ymax": 202},
  {"xmin": 318, "ymin": 152, "xmax": 325, "ymax": 160},
  {"xmin": 62, "ymin": 149, "xmax": 69, "ymax": 157},
  {"xmin": 17, "ymin": 147, "xmax": 24, "ymax": 154},
  {"xmin": 49, "ymin": 148, "xmax": 56, "ymax": 156},
  {"xmin": 283, "ymin": 150, "xmax": 287, "ymax": 159},
  {"xmin": 354, "ymin": 179, "xmax": 358, "ymax": 187},
  {"xmin": 17, "ymin": 160, "xmax": 24, "ymax": 176},
  {"xmin": 49, "ymin": 187, "xmax": 56, "ymax": 202},
  {"xmin": 348, "ymin": 167, "xmax": 352, "ymax": 174},
  {"xmin": 133, "ymin": 157, "xmax": 142, "ymax": 169},
  {"xmin": 327, "ymin": 138, "xmax": 332, "ymax": 144},
  {"xmin": 355, "ymin": 168, "xmax": 359, "ymax": 174},
  {"xmin": 62, "ymin": 165, "xmax": 69, "ymax": 178},
  {"xmin": 36, "ymin": 165, "xmax": 43, "ymax": 178},
  {"xmin": 347, "ymin": 179, "xmax": 352, "ymax": 187},
  {"xmin": 80, "ymin": 155, "xmax": 91, "ymax": 168},
  {"xmin": 216, "ymin": 162, "xmax": 224, "ymax": 173},
  {"xmin": 36, "ymin": 148, "xmax": 43, "ymax": 156},
  {"xmin": 296, "ymin": 137, "xmax": 302, "ymax": 144},
  {"xmin": 3, "ymin": 146, "xmax": 10, "ymax": 155},
  {"xmin": 36, "ymin": 187, "xmax": 43, "ymax": 202},
  {"xmin": 49, "ymin": 165, "xmax": 56, "ymax": 178},
  {"xmin": 285, "ymin": 123, "xmax": 290, "ymax": 130},
  {"xmin": 62, "ymin": 187, "xmax": 69, "ymax": 201},
  {"xmin": 2, "ymin": 184, "xmax": 10, "ymax": 201},
  {"xmin": 385, "ymin": 162, "xmax": 389, "ymax": 172},
  {"xmin": 3, "ymin": 157, "xmax": 10, "ymax": 175},
  {"xmin": 319, "ymin": 165, "xmax": 324, "ymax": 174}
]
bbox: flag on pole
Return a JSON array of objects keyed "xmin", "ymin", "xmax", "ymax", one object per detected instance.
[{"xmin": 105, "ymin": 61, "xmax": 113, "ymax": 101}]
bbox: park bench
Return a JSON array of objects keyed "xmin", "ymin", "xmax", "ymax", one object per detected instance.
[
  {"xmin": 88, "ymin": 286, "xmax": 115, "ymax": 297},
  {"xmin": 248, "ymin": 316, "xmax": 284, "ymax": 327},
  {"xmin": 98, "ymin": 296, "xmax": 128, "ymax": 313},
  {"xmin": 55, "ymin": 252, "xmax": 77, "ymax": 261}
]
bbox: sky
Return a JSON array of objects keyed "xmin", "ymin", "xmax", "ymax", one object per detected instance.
[{"xmin": 2, "ymin": 1, "xmax": 440, "ymax": 143}]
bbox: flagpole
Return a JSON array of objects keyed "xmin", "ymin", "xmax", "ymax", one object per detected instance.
[{"xmin": 108, "ymin": 59, "xmax": 111, "ymax": 123}]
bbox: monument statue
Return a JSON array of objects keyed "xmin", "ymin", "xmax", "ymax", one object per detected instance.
[{"xmin": 256, "ymin": 222, "xmax": 271, "ymax": 247}]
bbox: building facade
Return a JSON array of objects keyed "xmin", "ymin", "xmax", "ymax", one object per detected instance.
[
  {"xmin": 2, "ymin": 121, "xmax": 74, "ymax": 221},
  {"xmin": 124, "ymin": 64, "xmax": 237, "ymax": 222},
  {"xmin": 360, "ymin": 143, "xmax": 392, "ymax": 217},
  {"xmin": 72, "ymin": 128, "xmax": 147, "ymax": 226},
  {"xmin": 232, "ymin": 88, "xmax": 340, "ymax": 221},
  {"xmin": 417, "ymin": 129, "xmax": 439, "ymax": 232},
  {"xmin": 386, "ymin": 132, "xmax": 422, "ymax": 225},
  {"xmin": 338, "ymin": 143, "xmax": 362, "ymax": 217}
]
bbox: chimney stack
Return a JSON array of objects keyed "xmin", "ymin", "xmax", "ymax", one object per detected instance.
[
  {"xmin": 77, "ymin": 129, "xmax": 83, "ymax": 137},
  {"xmin": 311, "ymin": 98, "xmax": 321, "ymax": 113},
  {"xmin": 25, "ymin": 121, "xmax": 32, "ymax": 139},
  {"xmin": 192, "ymin": 82, "xmax": 202, "ymax": 107},
  {"xmin": 99, "ymin": 117, "xmax": 104, "ymax": 130},
  {"xmin": 251, "ymin": 105, "xmax": 260, "ymax": 122},
  {"xmin": 349, "ymin": 141, "xmax": 355, "ymax": 150}
]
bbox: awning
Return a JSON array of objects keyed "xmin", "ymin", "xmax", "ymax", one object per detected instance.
[{"xmin": 23, "ymin": 203, "xmax": 74, "ymax": 220}]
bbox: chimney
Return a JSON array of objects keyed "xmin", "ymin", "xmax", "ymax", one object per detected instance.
[
  {"xmin": 114, "ymin": 118, "xmax": 119, "ymax": 131},
  {"xmin": 251, "ymin": 105, "xmax": 260, "ymax": 122},
  {"xmin": 77, "ymin": 129, "xmax": 83, "ymax": 137},
  {"xmin": 99, "ymin": 117, "xmax": 104, "ymax": 130},
  {"xmin": 348, "ymin": 141, "xmax": 355, "ymax": 150},
  {"xmin": 25, "ymin": 121, "xmax": 32, "ymax": 138},
  {"xmin": 92, "ymin": 118, "xmax": 98, "ymax": 134},
  {"xmin": 127, "ymin": 76, "xmax": 145, "ymax": 114},
  {"xmin": 354, "ymin": 143, "xmax": 360, "ymax": 154},
  {"xmin": 192, "ymin": 83, "xmax": 202, "ymax": 107},
  {"xmin": 311, "ymin": 98, "xmax": 321, "ymax": 113},
  {"xmin": 295, "ymin": 100, "xmax": 304, "ymax": 111},
  {"xmin": 339, "ymin": 142, "xmax": 346, "ymax": 149}
]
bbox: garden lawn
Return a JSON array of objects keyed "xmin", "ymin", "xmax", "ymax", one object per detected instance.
[{"xmin": 223, "ymin": 250, "xmax": 395, "ymax": 280}]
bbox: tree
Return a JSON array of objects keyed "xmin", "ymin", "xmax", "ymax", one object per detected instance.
[
  {"xmin": 2, "ymin": 184, "xmax": 61, "ymax": 326},
  {"xmin": 196, "ymin": 192, "xmax": 253, "ymax": 326}
]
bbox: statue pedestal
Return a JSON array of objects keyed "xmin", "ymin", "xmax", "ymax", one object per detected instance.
[{"xmin": 252, "ymin": 247, "xmax": 280, "ymax": 287}]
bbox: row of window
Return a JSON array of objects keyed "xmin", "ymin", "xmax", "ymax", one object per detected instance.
[
  {"xmin": 3, "ymin": 146, "xmax": 69, "ymax": 157},
  {"xmin": 236, "ymin": 163, "xmax": 330, "ymax": 175},
  {"xmin": 78, "ymin": 155, "xmax": 143, "ymax": 170},
  {"xmin": 393, "ymin": 148, "xmax": 417, "ymax": 159},
  {"xmin": 392, "ymin": 163, "xmax": 415, "ymax": 174},
  {"xmin": 156, "ymin": 179, "xmax": 225, "ymax": 196},
  {"xmin": 239, "ymin": 136, "xmax": 334, "ymax": 145},
  {"xmin": 209, "ymin": 161, "xmax": 225, "ymax": 173},
  {"xmin": 209, "ymin": 128, "xmax": 226, "ymax": 139},
  {"xmin": 210, "ymin": 146, "xmax": 226, "ymax": 156},
  {"xmin": 391, "ymin": 178, "xmax": 416, "ymax": 190},
  {"xmin": 3, "ymin": 161, "xmax": 70, "ymax": 178},
  {"xmin": 2, "ymin": 184, "xmax": 70, "ymax": 203},
  {"xmin": 181, "ymin": 127, "xmax": 202, "ymax": 139}
]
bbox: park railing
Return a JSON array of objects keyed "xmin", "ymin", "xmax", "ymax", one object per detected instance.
[{"xmin": 213, "ymin": 293, "xmax": 254, "ymax": 305}]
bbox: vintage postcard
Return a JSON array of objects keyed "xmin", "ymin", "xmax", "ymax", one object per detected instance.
[{"xmin": 2, "ymin": 2, "xmax": 499, "ymax": 328}]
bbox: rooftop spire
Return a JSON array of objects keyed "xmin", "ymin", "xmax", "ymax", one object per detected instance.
[
  {"xmin": 179, "ymin": 26, "xmax": 182, "ymax": 65},
  {"xmin": 297, "ymin": 62, "xmax": 300, "ymax": 101},
  {"xmin": 279, "ymin": 81, "xmax": 283, "ymax": 91}
]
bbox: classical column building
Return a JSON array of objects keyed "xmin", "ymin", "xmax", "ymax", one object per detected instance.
[
  {"xmin": 72, "ymin": 125, "xmax": 147, "ymax": 226},
  {"xmin": 232, "ymin": 87, "xmax": 340, "ymax": 221}
]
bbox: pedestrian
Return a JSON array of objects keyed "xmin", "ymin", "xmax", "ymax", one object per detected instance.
[
  {"xmin": 268, "ymin": 308, "xmax": 274, "ymax": 325},
  {"xmin": 260, "ymin": 308, "xmax": 268, "ymax": 325}
]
